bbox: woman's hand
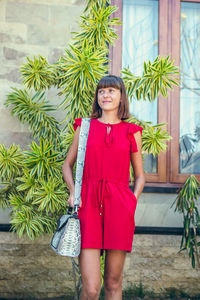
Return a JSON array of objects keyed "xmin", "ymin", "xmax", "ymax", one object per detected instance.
[
  {"xmin": 67, "ymin": 193, "xmax": 82, "ymax": 208},
  {"xmin": 68, "ymin": 193, "xmax": 75, "ymax": 207},
  {"xmin": 131, "ymin": 132, "xmax": 145, "ymax": 200}
]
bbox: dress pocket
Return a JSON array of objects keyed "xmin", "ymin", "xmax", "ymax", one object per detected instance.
[
  {"xmin": 119, "ymin": 187, "xmax": 137, "ymax": 216},
  {"xmin": 127, "ymin": 188, "xmax": 138, "ymax": 210}
]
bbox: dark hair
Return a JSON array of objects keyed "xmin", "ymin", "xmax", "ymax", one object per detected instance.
[{"xmin": 91, "ymin": 75, "xmax": 131, "ymax": 120}]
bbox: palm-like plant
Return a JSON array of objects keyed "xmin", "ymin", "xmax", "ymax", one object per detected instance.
[
  {"xmin": 122, "ymin": 56, "xmax": 179, "ymax": 101},
  {"xmin": 0, "ymin": 144, "xmax": 23, "ymax": 181},
  {"xmin": 20, "ymin": 55, "xmax": 56, "ymax": 91},
  {"xmin": 57, "ymin": 41, "xmax": 109, "ymax": 121},
  {"xmin": 9, "ymin": 202, "xmax": 55, "ymax": 240},
  {"xmin": 172, "ymin": 175, "xmax": 200, "ymax": 268},
  {"xmin": 5, "ymin": 89, "xmax": 61, "ymax": 146},
  {"xmin": 23, "ymin": 138, "xmax": 62, "ymax": 178},
  {"xmin": 73, "ymin": 5, "xmax": 121, "ymax": 49},
  {"xmin": 142, "ymin": 123, "xmax": 172, "ymax": 156},
  {"xmin": 84, "ymin": 0, "xmax": 110, "ymax": 12},
  {"xmin": 0, "ymin": 0, "xmax": 179, "ymax": 240}
]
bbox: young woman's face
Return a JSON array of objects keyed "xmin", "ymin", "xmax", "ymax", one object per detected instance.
[{"xmin": 97, "ymin": 87, "xmax": 121, "ymax": 113}]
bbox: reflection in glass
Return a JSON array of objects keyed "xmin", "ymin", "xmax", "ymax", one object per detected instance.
[
  {"xmin": 180, "ymin": 3, "xmax": 200, "ymax": 174},
  {"xmin": 122, "ymin": 0, "xmax": 158, "ymax": 173}
]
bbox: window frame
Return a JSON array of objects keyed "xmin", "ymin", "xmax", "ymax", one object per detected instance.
[{"xmin": 110, "ymin": 0, "xmax": 200, "ymax": 184}]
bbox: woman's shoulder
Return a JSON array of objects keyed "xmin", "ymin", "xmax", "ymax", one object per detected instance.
[
  {"xmin": 73, "ymin": 118, "xmax": 82, "ymax": 131},
  {"xmin": 124, "ymin": 122, "xmax": 143, "ymax": 153},
  {"xmin": 73, "ymin": 117, "xmax": 92, "ymax": 131},
  {"xmin": 122, "ymin": 121, "xmax": 143, "ymax": 135}
]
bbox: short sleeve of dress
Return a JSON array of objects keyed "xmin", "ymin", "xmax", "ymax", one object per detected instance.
[
  {"xmin": 128, "ymin": 123, "xmax": 143, "ymax": 153},
  {"xmin": 73, "ymin": 118, "xmax": 82, "ymax": 131}
]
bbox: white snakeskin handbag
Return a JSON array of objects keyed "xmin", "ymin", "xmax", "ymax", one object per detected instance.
[{"xmin": 50, "ymin": 118, "xmax": 91, "ymax": 257}]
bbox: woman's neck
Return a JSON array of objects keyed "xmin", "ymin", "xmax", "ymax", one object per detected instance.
[{"xmin": 98, "ymin": 113, "xmax": 121, "ymax": 124}]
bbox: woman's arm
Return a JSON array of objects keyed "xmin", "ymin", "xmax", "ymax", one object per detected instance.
[
  {"xmin": 130, "ymin": 131, "xmax": 145, "ymax": 200},
  {"xmin": 62, "ymin": 126, "xmax": 80, "ymax": 207}
]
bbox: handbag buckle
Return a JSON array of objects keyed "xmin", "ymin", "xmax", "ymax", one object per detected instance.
[{"xmin": 74, "ymin": 205, "xmax": 79, "ymax": 215}]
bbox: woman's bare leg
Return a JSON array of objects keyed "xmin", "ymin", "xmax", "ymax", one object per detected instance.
[
  {"xmin": 79, "ymin": 249, "xmax": 101, "ymax": 300},
  {"xmin": 104, "ymin": 250, "xmax": 126, "ymax": 300}
]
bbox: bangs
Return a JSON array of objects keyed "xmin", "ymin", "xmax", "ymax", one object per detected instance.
[
  {"xmin": 97, "ymin": 75, "xmax": 122, "ymax": 91},
  {"xmin": 91, "ymin": 74, "xmax": 130, "ymax": 120}
]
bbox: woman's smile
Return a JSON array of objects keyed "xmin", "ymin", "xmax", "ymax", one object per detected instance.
[{"xmin": 98, "ymin": 87, "xmax": 121, "ymax": 112}]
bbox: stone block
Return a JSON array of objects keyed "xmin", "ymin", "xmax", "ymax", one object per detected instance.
[
  {"xmin": 161, "ymin": 268, "xmax": 196, "ymax": 281},
  {"xmin": 160, "ymin": 246, "xmax": 180, "ymax": 257},
  {"xmin": 132, "ymin": 234, "xmax": 153, "ymax": 247},
  {"xmin": 24, "ymin": 244, "xmax": 53, "ymax": 257},
  {"xmin": 6, "ymin": 2, "xmax": 48, "ymax": 24},
  {"xmin": 49, "ymin": 4, "xmax": 83, "ymax": 27},
  {"xmin": 0, "ymin": 32, "xmax": 11, "ymax": 43},
  {"xmin": 36, "ymin": 254, "xmax": 72, "ymax": 269},
  {"xmin": 27, "ymin": 23, "xmax": 71, "ymax": 46},
  {"xmin": 174, "ymin": 255, "xmax": 200, "ymax": 272},
  {"xmin": 10, "ymin": 0, "xmax": 82, "ymax": 5},
  {"xmin": 0, "ymin": 108, "xmax": 28, "ymax": 132},
  {"xmin": 0, "ymin": 66, "xmax": 21, "ymax": 83},
  {"xmin": 0, "ymin": 1, "xmax": 6, "ymax": 23},
  {"xmin": 0, "ymin": 22, "xmax": 27, "ymax": 44},
  {"xmin": 133, "ymin": 247, "xmax": 163, "ymax": 258},
  {"xmin": 152, "ymin": 234, "xmax": 181, "ymax": 247},
  {"xmin": 0, "ymin": 243, "xmax": 25, "ymax": 256},
  {"xmin": 48, "ymin": 47, "xmax": 64, "ymax": 64},
  {"xmin": 0, "ymin": 131, "xmax": 32, "ymax": 149},
  {"xmin": 3, "ymin": 47, "xmax": 26, "ymax": 60}
]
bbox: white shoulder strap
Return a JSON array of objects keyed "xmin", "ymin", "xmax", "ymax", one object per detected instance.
[{"xmin": 74, "ymin": 118, "xmax": 91, "ymax": 207}]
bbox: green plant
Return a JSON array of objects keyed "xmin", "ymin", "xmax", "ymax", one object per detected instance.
[
  {"xmin": 20, "ymin": 55, "xmax": 56, "ymax": 91},
  {"xmin": 1, "ymin": 0, "xmax": 179, "ymax": 241},
  {"xmin": 73, "ymin": 4, "xmax": 121, "ymax": 49},
  {"xmin": 172, "ymin": 175, "xmax": 200, "ymax": 268},
  {"xmin": 122, "ymin": 56, "xmax": 179, "ymax": 102},
  {"xmin": 5, "ymin": 89, "xmax": 61, "ymax": 146}
]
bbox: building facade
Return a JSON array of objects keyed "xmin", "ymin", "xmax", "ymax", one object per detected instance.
[{"xmin": 0, "ymin": 0, "xmax": 200, "ymax": 298}]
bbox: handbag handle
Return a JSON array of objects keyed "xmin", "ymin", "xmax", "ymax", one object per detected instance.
[{"xmin": 74, "ymin": 118, "xmax": 91, "ymax": 211}]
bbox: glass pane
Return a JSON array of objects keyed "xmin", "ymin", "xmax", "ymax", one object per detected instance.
[
  {"xmin": 122, "ymin": 0, "xmax": 159, "ymax": 173},
  {"xmin": 180, "ymin": 3, "xmax": 200, "ymax": 174}
]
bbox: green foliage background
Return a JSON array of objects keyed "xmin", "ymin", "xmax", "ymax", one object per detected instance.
[
  {"xmin": 0, "ymin": 0, "xmax": 179, "ymax": 239},
  {"xmin": 172, "ymin": 175, "xmax": 200, "ymax": 268}
]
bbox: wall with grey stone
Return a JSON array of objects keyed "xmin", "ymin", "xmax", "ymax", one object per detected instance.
[
  {"xmin": 0, "ymin": 0, "xmax": 84, "ymax": 223},
  {"xmin": 0, "ymin": 232, "xmax": 200, "ymax": 299},
  {"xmin": 0, "ymin": 0, "xmax": 84, "ymax": 148}
]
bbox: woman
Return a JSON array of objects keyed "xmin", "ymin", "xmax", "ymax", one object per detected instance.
[{"xmin": 62, "ymin": 75, "xmax": 145, "ymax": 300}]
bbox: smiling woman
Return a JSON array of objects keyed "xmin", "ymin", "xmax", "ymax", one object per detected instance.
[
  {"xmin": 62, "ymin": 75, "xmax": 145, "ymax": 300},
  {"xmin": 97, "ymin": 87, "xmax": 121, "ymax": 117},
  {"xmin": 91, "ymin": 75, "xmax": 131, "ymax": 122}
]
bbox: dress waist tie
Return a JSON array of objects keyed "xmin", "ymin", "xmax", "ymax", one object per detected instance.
[{"xmin": 97, "ymin": 179, "xmax": 107, "ymax": 215}]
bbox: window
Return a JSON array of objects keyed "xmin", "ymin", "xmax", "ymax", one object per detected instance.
[
  {"xmin": 110, "ymin": 0, "xmax": 200, "ymax": 185},
  {"xmin": 123, "ymin": 0, "xmax": 158, "ymax": 174}
]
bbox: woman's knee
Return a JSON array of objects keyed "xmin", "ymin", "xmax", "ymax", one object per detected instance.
[
  {"xmin": 104, "ymin": 274, "xmax": 122, "ymax": 292},
  {"xmin": 82, "ymin": 281, "xmax": 101, "ymax": 299}
]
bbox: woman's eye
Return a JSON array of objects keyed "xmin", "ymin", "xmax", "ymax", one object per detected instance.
[{"xmin": 109, "ymin": 89, "xmax": 114, "ymax": 93}]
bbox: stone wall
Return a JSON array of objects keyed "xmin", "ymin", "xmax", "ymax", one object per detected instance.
[
  {"xmin": 0, "ymin": 232, "xmax": 199, "ymax": 299},
  {"xmin": 0, "ymin": 0, "xmax": 84, "ymax": 148}
]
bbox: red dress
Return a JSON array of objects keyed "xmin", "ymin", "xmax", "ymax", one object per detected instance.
[{"xmin": 73, "ymin": 118, "xmax": 143, "ymax": 252}]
